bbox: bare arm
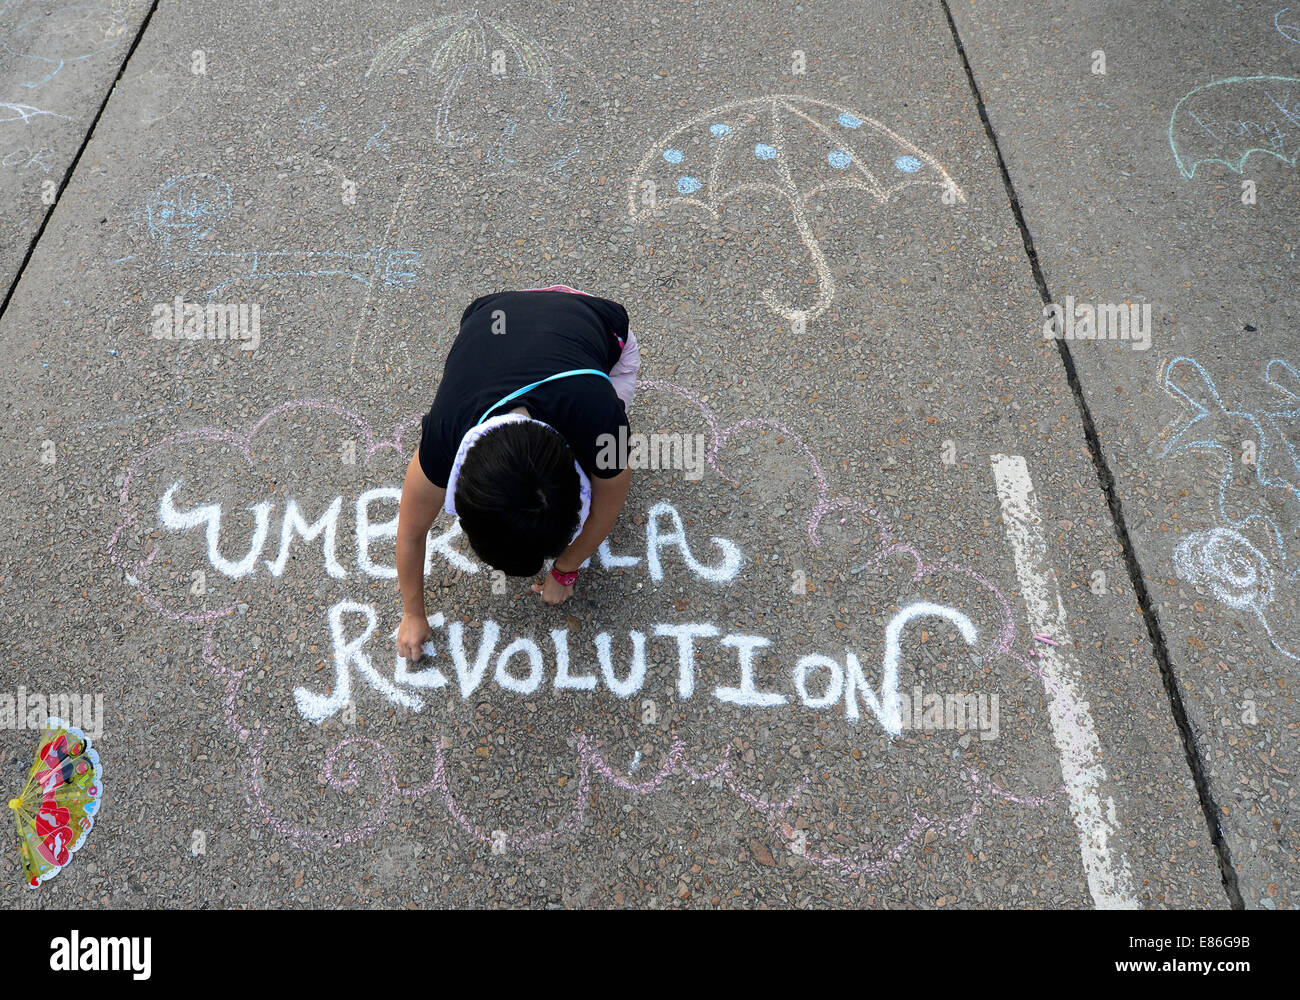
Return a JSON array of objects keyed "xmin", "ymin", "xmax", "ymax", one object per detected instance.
[
  {"xmin": 557, "ymin": 466, "xmax": 632, "ymax": 572},
  {"xmin": 395, "ymin": 446, "xmax": 446, "ymax": 657},
  {"xmin": 533, "ymin": 466, "xmax": 632, "ymax": 605}
]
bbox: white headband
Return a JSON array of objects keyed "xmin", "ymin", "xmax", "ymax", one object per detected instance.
[{"xmin": 444, "ymin": 412, "xmax": 591, "ymax": 543}]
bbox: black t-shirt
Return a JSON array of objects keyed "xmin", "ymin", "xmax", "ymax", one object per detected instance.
[{"xmin": 419, "ymin": 290, "xmax": 630, "ymax": 488}]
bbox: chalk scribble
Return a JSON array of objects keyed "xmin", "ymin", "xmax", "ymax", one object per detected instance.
[
  {"xmin": 124, "ymin": 172, "xmax": 424, "ymax": 301},
  {"xmin": 1276, "ymin": 8, "xmax": 1300, "ymax": 43},
  {"xmin": 91, "ymin": 173, "xmax": 425, "ymax": 429},
  {"xmin": 362, "ymin": 9, "xmax": 598, "ymax": 180},
  {"xmin": 1169, "ymin": 75, "xmax": 1300, "ymax": 179},
  {"xmin": 1160, "ymin": 356, "xmax": 1300, "ymax": 660},
  {"xmin": 2, "ymin": 5, "xmax": 125, "ymax": 88}
]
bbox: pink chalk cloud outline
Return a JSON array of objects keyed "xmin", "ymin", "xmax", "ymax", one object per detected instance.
[{"xmin": 108, "ymin": 386, "xmax": 1068, "ymax": 879}]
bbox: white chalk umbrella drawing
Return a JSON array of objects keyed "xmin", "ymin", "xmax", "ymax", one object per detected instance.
[
  {"xmin": 628, "ymin": 94, "xmax": 965, "ymax": 326},
  {"xmin": 364, "ymin": 8, "xmax": 560, "ymax": 147}
]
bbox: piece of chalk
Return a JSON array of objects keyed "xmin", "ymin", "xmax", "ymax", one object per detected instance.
[{"xmin": 1033, "ymin": 633, "xmax": 1059, "ymax": 646}]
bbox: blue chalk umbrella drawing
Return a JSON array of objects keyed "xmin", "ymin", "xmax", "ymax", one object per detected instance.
[
  {"xmin": 2, "ymin": 5, "xmax": 126, "ymax": 88},
  {"xmin": 364, "ymin": 8, "xmax": 561, "ymax": 148},
  {"xmin": 1169, "ymin": 75, "xmax": 1300, "ymax": 179},
  {"xmin": 629, "ymin": 95, "xmax": 965, "ymax": 326},
  {"xmin": 1277, "ymin": 8, "xmax": 1300, "ymax": 44}
]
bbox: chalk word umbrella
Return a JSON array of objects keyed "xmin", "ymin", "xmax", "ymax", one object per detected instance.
[{"xmin": 628, "ymin": 94, "xmax": 965, "ymax": 326}]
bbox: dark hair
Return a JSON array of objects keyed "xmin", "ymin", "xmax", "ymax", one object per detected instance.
[{"xmin": 454, "ymin": 421, "xmax": 581, "ymax": 576}]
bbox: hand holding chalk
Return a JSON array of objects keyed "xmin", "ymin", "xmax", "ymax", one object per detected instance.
[
  {"xmin": 396, "ymin": 612, "xmax": 435, "ymax": 661},
  {"xmin": 531, "ymin": 573, "xmax": 574, "ymax": 606}
]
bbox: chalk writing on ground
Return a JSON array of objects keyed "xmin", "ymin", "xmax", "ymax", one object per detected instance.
[
  {"xmin": 1169, "ymin": 75, "xmax": 1300, "ymax": 179},
  {"xmin": 1, "ymin": 5, "xmax": 124, "ymax": 89},
  {"xmin": 1277, "ymin": 8, "xmax": 1300, "ymax": 44},
  {"xmin": 92, "ymin": 172, "xmax": 426, "ymax": 429},
  {"xmin": 363, "ymin": 9, "xmax": 595, "ymax": 180},
  {"xmin": 1160, "ymin": 356, "xmax": 1300, "ymax": 661},
  {"xmin": 123, "ymin": 172, "xmax": 425, "ymax": 302},
  {"xmin": 0, "ymin": 101, "xmax": 68, "ymax": 169},
  {"xmin": 255, "ymin": 9, "xmax": 606, "ymax": 204},
  {"xmin": 0, "ymin": 143, "xmax": 53, "ymax": 171},
  {"xmin": 105, "ymin": 384, "xmax": 1132, "ymax": 903},
  {"xmin": 628, "ymin": 95, "xmax": 965, "ymax": 327}
]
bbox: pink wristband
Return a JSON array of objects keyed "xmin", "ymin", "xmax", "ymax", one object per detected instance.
[{"xmin": 550, "ymin": 565, "xmax": 579, "ymax": 588}]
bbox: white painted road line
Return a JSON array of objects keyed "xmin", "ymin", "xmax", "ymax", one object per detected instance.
[{"xmin": 991, "ymin": 453, "xmax": 1139, "ymax": 909}]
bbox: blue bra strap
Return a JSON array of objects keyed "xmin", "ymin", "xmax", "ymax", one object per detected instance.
[{"xmin": 475, "ymin": 368, "xmax": 613, "ymax": 426}]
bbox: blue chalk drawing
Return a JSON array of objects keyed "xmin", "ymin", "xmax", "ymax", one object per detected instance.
[
  {"xmin": 486, "ymin": 116, "xmax": 520, "ymax": 166},
  {"xmin": 300, "ymin": 102, "xmax": 327, "ymax": 134},
  {"xmin": 1277, "ymin": 8, "xmax": 1300, "ymax": 43},
  {"xmin": 1, "ymin": 144, "xmax": 56, "ymax": 171},
  {"xmin": 551, "ymin": 139, "xmax": 580, "ymax": 179},
  {"xmin": 364, "ymin": 122, "xmax": 390, "ymax": 151},
  {"xmin": 895, "ymin": 155, "xmax": 922, "ymax": 172},
  {"xmin": 545, "ymin": 90, "xmax": 572, "ymax": 123},
  {"xmin": 129, "ymin": 173, "xmax": 424, "ymax": 302},
  {"xmin": 95, "ymin": 173, "xmax": 426, "ymax": 431},
  {"xmin": 0, "ymin": 102, "xmax": 69, "ymax": 126},
  {"xmin": 135, "ymin": 172, "xmax": 232, "ymax": 253},
  {"xmin": 1169, "ymin": 75, "xmax": 1300, "ymax": 179},
  {"xmin": 2, "ymin": 5, "xmax": 125, "ymax": 88},
  {"xmin": 264, "ymin": 9, "xmax": 609, "ymax": 209},
  {"xmin": 1161, "ymin": 356, "xmax": 1300, "ymax": 660},
  {"xmin": 629, "ymin": 95, "xmax": 965, "ymax": 326}
]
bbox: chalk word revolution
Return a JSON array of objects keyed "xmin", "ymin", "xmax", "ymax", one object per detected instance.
[
  {"xmin": 154, "ymin": 484, "xmax": 984, "ymax": 730},
  {"xmin": 292, "ymin": 598, "xmax": 979, "ymax": 732}
]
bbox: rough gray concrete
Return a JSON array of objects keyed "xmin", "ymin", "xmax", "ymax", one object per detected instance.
[
  {"xmin": 0, "ymin": 1, "xmax": 152, "ymax": 301},
  {"xmin": 0, "ymin": 0, "xmax": 1255, "ymax": 908},
  {"xmin": 950, "ymin": 0, "xmax": 1298, "ymax": 909}
]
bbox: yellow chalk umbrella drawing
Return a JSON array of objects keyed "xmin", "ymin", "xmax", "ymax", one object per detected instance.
[
  {"xmin": 628, "ymin": 95, "xmax": 965, "ymax": 326},
  {"xmin": 365, "ymin": 9, "xmax": 557, "ymax": 146}
]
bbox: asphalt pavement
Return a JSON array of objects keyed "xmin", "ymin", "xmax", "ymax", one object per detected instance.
[{"xmin": 0, "ymin": 0, "xmax": 1292, "ymax": 908}]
